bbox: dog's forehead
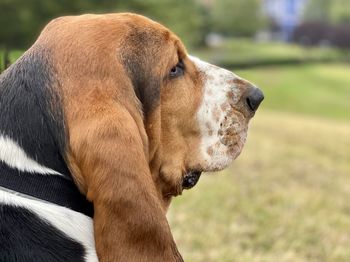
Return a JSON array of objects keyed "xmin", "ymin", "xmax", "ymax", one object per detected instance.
[
  {"xmin": 37, "ymin": 13, "xmax": 186, "ymax": 68},
  {"xmin": 43, "ymin": 13, "xmax": 173, "ymax": 41}
]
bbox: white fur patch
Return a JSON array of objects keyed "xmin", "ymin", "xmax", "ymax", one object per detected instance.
[
  {"xmin": 190, "ymin": 56, "xmax": 248, "ymax": 171},
  {"xmin": 0, "ymin": 188, "xmax": 98, "ymax": 261},
  {"xmin": 0, "ymin": 135, "xmax": 63, "ymax": 176}
]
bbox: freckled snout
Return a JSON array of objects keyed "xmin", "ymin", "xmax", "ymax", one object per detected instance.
[
  {"xmin": 189, "ymin": 55, "xmax": 265, "ymax": 173},
  {"xmin": 245, "ymin": 87, "xmax": 264, "ymax": 112}
]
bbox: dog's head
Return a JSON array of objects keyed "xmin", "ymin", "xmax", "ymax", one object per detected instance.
[
  {"xmin": 0, "ymin": 13, "xmax": 264, "ymax": 260},
  {"xmin": 34, "ymin": 13, "xmax": 263, "ymax": 209}
]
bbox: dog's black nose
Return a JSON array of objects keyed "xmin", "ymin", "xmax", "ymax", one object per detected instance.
[{"xmin": 245, "ymin": 87, "xmax": 264, "ymax": 112}]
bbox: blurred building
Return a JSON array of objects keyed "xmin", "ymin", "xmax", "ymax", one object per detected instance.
[{"xmin": 262, "ymin": 0, "xmax": 308, "ymax": 41}]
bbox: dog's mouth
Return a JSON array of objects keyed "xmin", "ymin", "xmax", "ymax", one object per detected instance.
[{"xmin": 182, "ymin": 170, "xmax": 202, "ymax": 190}]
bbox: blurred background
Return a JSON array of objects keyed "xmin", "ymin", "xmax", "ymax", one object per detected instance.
[{"xmin": 1, "ymin": 0, "xmax": 349, "ymax": 261}]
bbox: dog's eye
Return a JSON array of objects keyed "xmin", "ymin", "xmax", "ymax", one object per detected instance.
[{"xmin": 169, "ymin": 60, "xmax": 184, "ymax": 78}]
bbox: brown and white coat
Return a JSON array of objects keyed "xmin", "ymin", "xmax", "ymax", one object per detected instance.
[{"xmin": 0, "ymin": 13, "xmax": 263, "ymax": 262}]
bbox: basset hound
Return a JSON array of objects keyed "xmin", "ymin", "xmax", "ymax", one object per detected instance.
[{"xmin": 0, "ymin": 13, "xmax": 263, "ymax": 262}]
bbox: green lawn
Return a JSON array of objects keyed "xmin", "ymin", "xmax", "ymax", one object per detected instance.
[
  {"xmin": 0, "ymin": 49, "xmax": 23, "ymax": 71},
  {"xmin": 192, "ymin": 39, "xmax": 350, "ymax": 67},
  {"xmin": 169, "ymin": 110, "xmax": 350, "ymax": 262},
  {"xmin": 235, "ymin": 63, "xmax": 350, "ymax": 121},
  {"xmin": 9, "ymin": 50, "xmax": 23, "ymax": 62}
]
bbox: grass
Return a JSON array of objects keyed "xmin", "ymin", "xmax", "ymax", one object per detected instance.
[
  {"xmin": 0, "ymin": 49, "xmax": 23, "ymax": 72},
  {"xmin": 8, "ymin": 50, "xmax": 23, "ymax": 62},
  {"xmin": 168, "ymin": 109, "xmax": 350, "ymax": 262},
  {"xmin": 192, "ymin": 39, "xmax": 350, "ymax": 67},
  {"xmin": 234, "ymin": 63, "xmax": 350, "ymax": 121}
]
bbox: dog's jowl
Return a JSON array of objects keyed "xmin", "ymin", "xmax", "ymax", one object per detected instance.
[{"xmin": 0, "ymin": 13, "xmax": 263, "ymax": 262}]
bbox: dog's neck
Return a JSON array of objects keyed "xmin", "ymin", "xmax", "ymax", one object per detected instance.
[
  {"xmin": 0, "ymin": 49, "xmax": 70, "ymax": 175},
  {"xmin": 0, "ymin": 49, "xmax": 93, "ymax": 217}
]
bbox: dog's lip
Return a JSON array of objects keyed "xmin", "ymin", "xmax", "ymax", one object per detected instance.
[{"xmin": 182, "ymin": 170, "xmax": 202, "ymax": 190}]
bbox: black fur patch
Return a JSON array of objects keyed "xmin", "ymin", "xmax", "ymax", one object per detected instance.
[
  {"xmin": 0, "ymin": 162, "xmax": 93, "ymax": 217},
  {"xmin": 0, "ymin": 47, "xmax": 94, "ymax": 217},
  {"xmin": 120, "ymin": 26, "xmax": 162, "ymax": 117},
  {"xmin": 0, "ymin": 47, "xmax": 70, "ymax": 177},
  {"xmin": 0, "ymin": 204, "xmax": 85, "ymax": 262}
]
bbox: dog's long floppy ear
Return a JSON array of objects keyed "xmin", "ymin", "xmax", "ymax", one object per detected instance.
[
  {"xmin": 68, "ymin": 103, "xmax": 181, "ymax": 261},
  {"xmin": 39, "ymin": 16, "xmax": 182, "ymax": 261},
  {"xmin": 63, "ymin": 65, "xmax": 181, "ymax": 261}
]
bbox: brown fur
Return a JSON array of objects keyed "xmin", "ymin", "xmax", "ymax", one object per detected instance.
[{"xmin": 32, "ymin": 13, "xmax": 208, "ymax": 261}]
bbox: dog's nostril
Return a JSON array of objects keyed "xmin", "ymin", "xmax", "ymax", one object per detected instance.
[
  {"xmin": 246, "ymin": 97, "xmax": 254, "ymax": 111},
  {"xmin": 245, "ymin": 87, "xmax": 264, "ymax": 112}
]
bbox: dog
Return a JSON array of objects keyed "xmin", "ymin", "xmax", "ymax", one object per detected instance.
[{"xmin": 0, "ymin": 13, "xmax": 263, "ymax": 261}]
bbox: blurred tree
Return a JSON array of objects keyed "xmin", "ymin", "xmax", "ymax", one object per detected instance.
[
  {"xmin": 0, "ymin": 0, "xmax": 205, "ymax": 49},
  {"xmin": 330, "ymin": 0, "xmax": 350, "ymax": 24},
  {"xmin": 117, "ymin": 0, "xmax": 206, "ymax": 47},
  {"xmin": 303, "ymin": 0, "xmax": 350, "ymax": 24},
  {"xmin": 0, "ymin": 0, "xmax": 93, "ymax": 48},
  {"xmin": 296, "ymin": 0, "xmax": 350, "ymax": 48},
  {"xmin": 303, "ymin": 0, "xmax": 332, "ymax": 23},
  {"xmin": 209, "ymin": 0, "xmax": 264, "ymax": 37}
]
